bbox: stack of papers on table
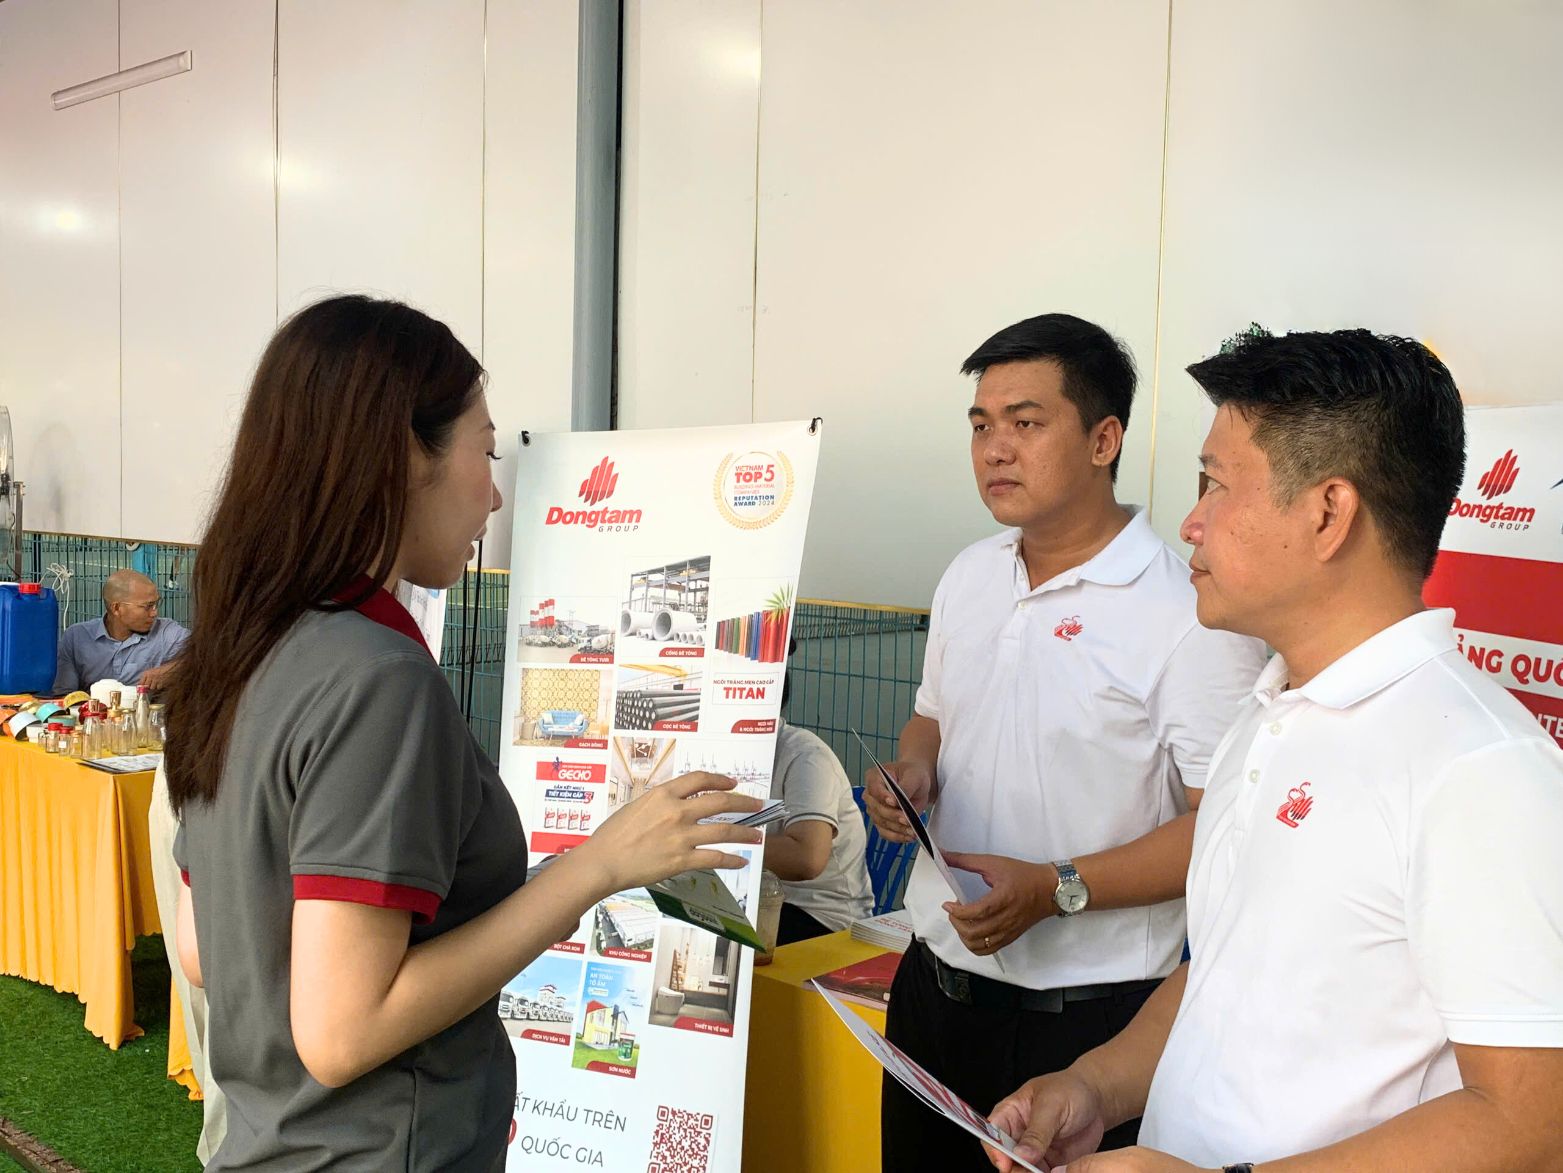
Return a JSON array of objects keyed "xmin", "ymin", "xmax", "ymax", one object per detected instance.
[
  {"xmin": 79, "ymin": 752, "xmax": 163, "ymax": 774},
  {"xmin": 851, "ymin": 910, "xmax": 914, "ymax": 953}
]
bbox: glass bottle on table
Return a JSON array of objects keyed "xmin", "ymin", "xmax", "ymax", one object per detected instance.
[
  {"xmin": 82, "ymin": 715, "xmax": 102, "ymax": 758},
  {"xmin": 147, "ymin": 704, "xmax": 166, "ymax": 750},
  {"xmin": 105, "ymin": 691, "xmax": 123, "ymax": 753},
  {"xmin": 133, "ymin": 686, "xmax": 152, "ymax": 749},
  {"xmin": 106, "ymin": 692, "xmax": 131, "ymax": 756}
]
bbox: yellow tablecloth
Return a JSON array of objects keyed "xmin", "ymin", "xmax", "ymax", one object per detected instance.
[
  {"xmin": 0, "ymin": 736, "xmax": 196, "ymax": 1092},
  {"xmin": 743, "ymin": 931, "xmax": 893, "ymax": 1172}
]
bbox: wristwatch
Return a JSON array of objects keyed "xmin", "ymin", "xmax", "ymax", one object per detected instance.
[{"xmin": 1051, "ymin": 859, "xmax": 1089, "ymax": 916}]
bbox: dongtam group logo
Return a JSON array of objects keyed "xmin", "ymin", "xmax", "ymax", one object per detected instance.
[
  {"xmin": 1449, "ymin": 448, "xmax": 1534, "ymax": 531},
  {"xmin": 579, "ymin": 456, "xmax": 618, "ymax": 506},
  {"xmin": 545, "ymin": 456, "xmax": 643, "ymax": 532},
  {"xmin": 1477, "ymin": 449, "xmax": 1519, "ymax": 500}
]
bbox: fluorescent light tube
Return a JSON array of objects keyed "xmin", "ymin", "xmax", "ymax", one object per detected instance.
[{"xmin": 52, "ymin": 51, "xmax": 192, "ymax": 111}]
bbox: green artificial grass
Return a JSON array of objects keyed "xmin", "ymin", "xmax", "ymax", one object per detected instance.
[{"xmin": 0, "ymin": 936, "xmax": 202, "ymax": 1172}]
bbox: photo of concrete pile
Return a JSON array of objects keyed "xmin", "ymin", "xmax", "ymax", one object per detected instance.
[
  {"xmin": 620, "ymin": 556, "xmax": 710, "ymax": 648},
  {"xmin": 614, "ymin": 663, "xmax": 702, "ymax": 730}
]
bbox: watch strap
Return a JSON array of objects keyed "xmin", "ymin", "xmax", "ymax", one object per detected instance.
[
  {"xmin": 1055, "ymin": 858, "xmax": 1080, "ymax": 884},
  {"xmin": 1222, "ymin": 1164, "xmax": 1255, "ymax": 1173}
]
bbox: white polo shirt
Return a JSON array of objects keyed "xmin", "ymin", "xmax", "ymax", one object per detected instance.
[
  {"xmin": 1141, "ymin": 609, "xmax": 1563, "ymax": 1166},
  {"xmin": 906, "ymin": 507, "xmax": 1267, "ymax": 989}
]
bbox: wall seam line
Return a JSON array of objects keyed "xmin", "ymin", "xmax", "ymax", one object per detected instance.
[{"xmin": 1146, "ymin": 0, "xmax": 1174, "ymax": 526}]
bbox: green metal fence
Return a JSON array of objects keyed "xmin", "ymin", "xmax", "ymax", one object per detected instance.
[
  {"xmin": 30, "ymin": 531, "xmax": 928, "ymax": 909},
  {"xmin": 24, "ymin": 533, "xmax": 929, "ymax": 770}
]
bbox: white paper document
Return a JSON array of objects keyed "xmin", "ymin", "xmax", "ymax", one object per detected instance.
[{"xmin": 851, "ymin": 727, "xmax": 1006, "ymax": 971}]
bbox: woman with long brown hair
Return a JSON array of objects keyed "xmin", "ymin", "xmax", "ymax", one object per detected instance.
[{"xmin": 164, "ymin": 295, "xmax": 760, "ymax": 1171}]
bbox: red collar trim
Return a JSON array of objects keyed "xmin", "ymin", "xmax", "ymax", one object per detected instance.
[{"xmin": 335, "ymin": 576, "xmax": 431, "ymax": 657}]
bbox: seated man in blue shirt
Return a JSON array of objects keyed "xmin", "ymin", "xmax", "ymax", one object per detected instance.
[{"xmin": 54, "ymin": 569, "xmax": 190, "ymax": 694}]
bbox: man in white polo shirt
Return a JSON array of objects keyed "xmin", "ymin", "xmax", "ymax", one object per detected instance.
[
  {"xmin": 984, "ymin": 329, "xmax": 1563, "ymax": 1173},
  {"xmin": 865, "ymin": 313, "xmax": 1266, "ymax": 1171}
]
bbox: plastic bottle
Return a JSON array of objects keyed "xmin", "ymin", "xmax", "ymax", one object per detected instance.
[{"xmin": 0, "ymin": 583, "xmax": 60, "ymax": 693}]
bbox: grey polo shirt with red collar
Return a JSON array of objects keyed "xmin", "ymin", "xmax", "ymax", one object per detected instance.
[{"xmin": 176, "ymin": 584, "xmax": 527, "ymax": 1171}]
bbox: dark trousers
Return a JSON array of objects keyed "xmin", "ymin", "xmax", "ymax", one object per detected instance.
[
  {"xmin": 777, "ymin": 902, "xmax": 832, "ymax": 947},
  {"xmin": 881, "ymin": 940, "xmax": 1154, "ymax": 1172}
]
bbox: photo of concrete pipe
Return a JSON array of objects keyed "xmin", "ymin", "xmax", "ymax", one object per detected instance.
[
  {"xmin": 615, "ymin": 663, "xmax": 703, "ymax": 731},
  {"xmin": 621, "ymin": 556, "xmax": 710, "ymax": 648}
]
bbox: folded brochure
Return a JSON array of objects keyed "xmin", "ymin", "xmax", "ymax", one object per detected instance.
[
  {"xmin": 529, "ymin": 847, "xmax": 769, "ymax": 953},
  {"xmin": 812, "ymin": 980, "xmax": 1045, "ymax": 1173},
  {"xmin": 645, "ymin": 868, "xmax": 765, "ymax": 950},
  {"xmin": 698, "ymin": 797, "xmax": 789, "ymax": 829}
]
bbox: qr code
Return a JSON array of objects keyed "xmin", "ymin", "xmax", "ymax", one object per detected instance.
[{"xmin": 647, "ymin": 1104, "xmax": 714, "ymax": 1173}]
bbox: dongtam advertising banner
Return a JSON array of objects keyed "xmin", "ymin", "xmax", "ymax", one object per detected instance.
[
  {"xmin": 1425, "ymin": 404, "xmax": 1563, "ymax": 751},
  {"xmin": 498, "ymin": 421, "xmax": 821, "ymax": 1171}
]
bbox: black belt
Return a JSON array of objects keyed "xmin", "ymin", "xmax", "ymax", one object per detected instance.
[{"xmin": 912, "ymin": 938, "xmax": 1162, "ymax": 1014}]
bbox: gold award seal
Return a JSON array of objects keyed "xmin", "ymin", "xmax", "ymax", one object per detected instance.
[{"xmin": 713, "ymin": 450, "xmax": 794, "ymax": 530}]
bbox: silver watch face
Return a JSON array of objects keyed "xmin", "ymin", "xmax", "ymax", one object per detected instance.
[{"xmin": 1056, "ymin": 878, "xmax": 1089, "ymax": 915}]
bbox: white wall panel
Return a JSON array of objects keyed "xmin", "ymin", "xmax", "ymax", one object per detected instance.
[
  {"xmin": 483, "ymin": 0, "xmax": 580, "ymax": 573},
  {"xmin": 616, "ymin": 0, "xmax": 761, "ymax": 432},
  {"xmin": 276, "ymin": 0, "xmax": 484, "ymax": 357},
  {"xmin": 1150, "ymin": 0, "xmax": 1563, "ymax": 549},
  {"xmin": 0, "ymin": 0, "xmax": 122, "ymax": 537},
  {"xmin": 750, "ymin": 0, "xmax": 1170, "ymax": 607},
  {"xmin": 119, "ymin": 0, "xmax": 277, "ymax": 544}
]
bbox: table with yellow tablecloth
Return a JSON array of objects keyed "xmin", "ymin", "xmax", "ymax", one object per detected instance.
[
  {"xmin": 743, "ymin": 930, "xmax": 895, "ymax": 1172},
  {"xmin": 0, "ymin": 735, "xmax": 196, "ymax": 1092}
]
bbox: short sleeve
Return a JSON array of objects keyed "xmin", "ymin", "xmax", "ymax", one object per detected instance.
[
  {"xmin": 288, "ymin": 652, "xmax": 474, "ymax": 925},
  {"xmin": 173, "ymin": 819, "xmax": 189, "ymax": 886},
  {"xmin": 913, "ymin": 574, "xmax": 950, "ymax": 721},
  {"xmin": 778, "ymin": 731, "xmax": 850, "ymax": 832},
  {"xmin": 1146, "ymin": 623, "xmax": 1268, "ymax": 790},
  {"xmin": 1409, "ymin": 738, "xmax": 1563, "ymax": 1048}
]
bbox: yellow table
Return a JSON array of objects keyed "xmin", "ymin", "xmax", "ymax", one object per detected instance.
[
  {"xmin": 743, "ymin": 931, "xmax": 894, "ymax": 1172},
  {"xmin": 0, "ymin": 736, "xmax": 198, "ymax": 1093}
]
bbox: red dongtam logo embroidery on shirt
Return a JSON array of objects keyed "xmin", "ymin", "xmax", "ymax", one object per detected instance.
[
  {"xmin": 1275, "ymin": 782, "xmax": 1314, "ymax": 828},
  {"xmin": 1053, "ymin": 615, "xmax": 1083, "ymax": 641}
]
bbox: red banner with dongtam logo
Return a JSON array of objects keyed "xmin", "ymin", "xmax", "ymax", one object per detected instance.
[{"xmin": 1424, "ymin": 404, "xmax": 1563, "ymax": 751}]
